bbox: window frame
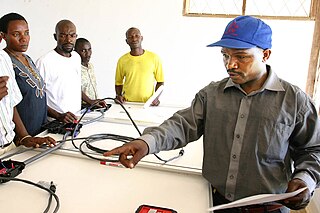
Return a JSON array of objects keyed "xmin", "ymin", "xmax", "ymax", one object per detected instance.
[{"xmin": 183, "ymin": 0, "xmax": 317, "ymax": 21}]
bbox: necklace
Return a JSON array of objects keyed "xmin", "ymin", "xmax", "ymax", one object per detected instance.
[{"xmin": 4, "ymin": 48, "xmax": 44, "ymax": 97}]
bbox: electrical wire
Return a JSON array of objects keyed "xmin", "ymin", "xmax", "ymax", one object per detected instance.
[
  {"xmin": 3, "ymin": 98, "xmax": 184, "ymax": 166},
  {"xmin": 23, "ymin": 131, "xmax": 70, "ymax": 166},
  {"xmin": 78, "ymin": 133, "xmax": 134, "ymax": 162},
  {"xmin": 0, "ymin": 133, "xmax": 74, "ymax": 212},
  {"xmin": 0, "ymin": 98, "xmax": 184, "ymax": 213},
  {"xmin": 44, "ymin": 181, "xmax": 56, "ymax": 213},
  {"xmin": 71, "ymin": 97, "xmax": 184, "ymax": 164},
  {"xmin": 0, "ymin": 176, "xmax": 59, "ymax": 213}
]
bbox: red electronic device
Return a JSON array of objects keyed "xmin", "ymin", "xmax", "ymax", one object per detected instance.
[{"xmin": 135, "ymin": 204, "xmax": 177, "ymax": 213}]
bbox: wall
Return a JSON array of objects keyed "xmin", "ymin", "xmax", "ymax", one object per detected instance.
[{"xmin": 0, "ymin": 0, "xmax": 315, "ymax": 106}]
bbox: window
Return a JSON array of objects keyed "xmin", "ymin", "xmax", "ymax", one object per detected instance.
[
  {"xmin": 183, "ymin": 0, "xmax": 320, "ymax": 112},
  {"xmin": 183, "ymin": 0, "xmax": 316, "ymax": 20}
]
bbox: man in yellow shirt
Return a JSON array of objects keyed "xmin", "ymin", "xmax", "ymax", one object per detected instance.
[{"xmin": 115, "ymin": 27, "xmax": 164, "ymax": 106}]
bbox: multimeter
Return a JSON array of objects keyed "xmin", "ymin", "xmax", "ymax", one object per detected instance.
[{"xmin": 135, "ymin": 204, "xmax": 177, "ymax": 213}]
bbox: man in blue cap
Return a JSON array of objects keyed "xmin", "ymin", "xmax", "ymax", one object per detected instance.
[{"xmin": 104, "ymin": 16, "xmax": 320, "ymax": 212}]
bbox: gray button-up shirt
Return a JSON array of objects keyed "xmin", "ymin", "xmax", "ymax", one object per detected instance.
[{"xmin": 140, "ymin": 65, "xmax": 320, "ymax": 203}]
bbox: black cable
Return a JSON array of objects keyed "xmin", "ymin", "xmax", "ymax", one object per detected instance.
[
  {"xmin": 44, "ymin": 192, "xmax": 53, "ymax": 213},
  {"xmin": 44, "ymin": 181, "xmax": 56, "ymax": 213},
  {"xmin": 71, "ymin": 97, "xmax": 184, "ymax": 164},
  {"xmin": 70, "ymin": 99, "xmax": 110, "ymax": 149},
  {"xmin": 0, "ymin": 176, "xmax": 59, "ymax": 213},
  {"xmin": 77, "ymin": 133, "xmax": 135, "ymax": 162},
  {"xmin": 69, "ymin": 98, "xmax": 137, "ymax": 160}
]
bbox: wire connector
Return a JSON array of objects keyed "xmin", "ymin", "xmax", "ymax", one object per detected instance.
[
  {"xmin": 38, "ymin": 181, "xmax": 57, "ymax": 193},
  {"xmin": 179, "ymin": 149, "xmax": 184, "ymax": 156}
]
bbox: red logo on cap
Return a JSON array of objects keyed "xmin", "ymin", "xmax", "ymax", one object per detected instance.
[{"xmin": 224, "ymin": 21, "xmax": 239, "ymax": 36}]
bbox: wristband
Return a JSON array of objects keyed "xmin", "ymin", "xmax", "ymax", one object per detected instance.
[{"xmin": 19, "ymin": 135, "xmax": 32, "ymax": 145}]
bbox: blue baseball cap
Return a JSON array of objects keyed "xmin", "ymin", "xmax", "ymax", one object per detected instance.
[{"xmin": 207, "ymin": 16, "xmax": 272, "ymax": 49}]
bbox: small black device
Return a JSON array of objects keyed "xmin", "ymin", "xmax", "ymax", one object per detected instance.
[
  {"xmin": 0, "ymin": 159, "xmax": 25, "ymax": 184},
  {"xmin": 91, "ymin": 103, "xmax": 112, "ymax": 112},
  {"xmin": 42, "ymin": 120, "xmax": 83, "ymax": 135}
]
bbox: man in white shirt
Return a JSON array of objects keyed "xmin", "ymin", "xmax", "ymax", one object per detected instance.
[
  {"xmin": 36, "ymin": 20, "xmax": 105, "ymax": 124},
  {"xmin": 36, "ymin": 20, "xmax": 81, "ymax": 123}
]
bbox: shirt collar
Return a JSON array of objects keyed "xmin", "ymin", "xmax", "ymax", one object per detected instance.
[{"xmin": 224, "ymin": 65, "xmax": 285, "ymax": 93}]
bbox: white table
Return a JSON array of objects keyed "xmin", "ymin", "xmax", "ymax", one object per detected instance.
[
  {"xmin": 0, "ymin": 103, "xmax": 211, "ymax": 213},
  {"xmin": 0, "ymin": 149, "xmax": 210, "ymax": 213}
]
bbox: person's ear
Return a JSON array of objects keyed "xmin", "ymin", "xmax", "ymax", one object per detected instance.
[
  {"xmin": 0, "ymin": 32, "xmax": 6, "ymax": 40},
  {"xmin": 53, "ymin": 33, "xmax": 57, "ymax": 41},
  {"xmin": 262, "ymin": 49, "xmax": 271, "ymax": 62}
]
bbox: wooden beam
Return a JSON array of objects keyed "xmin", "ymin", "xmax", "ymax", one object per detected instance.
[{"xmin": 306, "ymin": 0, "xmax": 320, "ymax": 97}]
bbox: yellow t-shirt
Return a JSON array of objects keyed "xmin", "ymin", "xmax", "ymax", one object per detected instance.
[{"xmin": 115, "ymin": 50, "xmax": 164, "ymax": 102}]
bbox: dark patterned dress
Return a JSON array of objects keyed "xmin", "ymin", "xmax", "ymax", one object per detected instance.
[{"xmin": 9, "ymin": 54, "xmax": 47, "ymax": 136}]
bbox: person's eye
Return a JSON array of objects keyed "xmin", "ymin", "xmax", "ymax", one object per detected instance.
[
  {"xmin": 222, "ymin": 54, "xmax": 229, "ymax": 59},
  {"xmin": 237, "ymin": 55, "xmax": 249, "ymax": 60}
]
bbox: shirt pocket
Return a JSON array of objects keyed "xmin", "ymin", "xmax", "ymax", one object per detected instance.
[{"xmin": 258, "ymin": 118, "xmax": 294, "ymax": 161}]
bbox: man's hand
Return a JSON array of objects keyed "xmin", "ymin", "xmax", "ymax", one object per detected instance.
[
  {"xmin": 115, "ymin": 95, "xmax": 125, "ymax": 104},
  {"xmin": 21, "ymin": 136, "xmax": 56, "ymax": 148},
  {"xmin": 103, "ymin": 140, "xmax": 149, "ymax": 168},
  {"xmin": 281, "ymin": 178, "xmax": 311, "ymax": 210},
  {"xmin": 0, "ymin": 76, "xmax": 9, "ymax": 101},
  {"xmin": 92, "ymin": 99, "xmax": 107, "ymax": 108},
  {"xmin": 57, "ymin": 111, "xmax": 77, "ymax": 123}
]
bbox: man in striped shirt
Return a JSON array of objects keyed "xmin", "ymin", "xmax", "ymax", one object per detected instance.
[{"xmin": 0, "ymin": 49, "xmax": 23, "ymax": 155}]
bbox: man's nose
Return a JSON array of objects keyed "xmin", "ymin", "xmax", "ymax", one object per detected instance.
[
  {"xmin": 226, "ymin": 57, "xmax": 238, "ymax": 69},
  {"xmin": 66, "ymin": 35, "xmax": 73, "ymax": 42}
]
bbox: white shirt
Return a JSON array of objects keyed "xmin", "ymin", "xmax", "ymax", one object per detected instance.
[
  {"xmin": 0, "ymin": 50, "xmax": 22, "ymax": 147},
  {"xmin": 36, "ymin": 50, "xmax": 81, "ymax": 114}
]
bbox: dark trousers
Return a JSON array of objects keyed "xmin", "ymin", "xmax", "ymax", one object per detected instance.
[{"xmin": 211, "ymin": 186, "xmax": 283, "ymax": 213}]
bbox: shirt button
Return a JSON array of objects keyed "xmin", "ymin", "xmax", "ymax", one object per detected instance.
[
  {"xmin": 236, "ymin": 134, "xmax": 240, "ymax": 139},
  {"xmin": 227, "ymin": 194, "xmax": 232, "ymax": 198},
  {"xmin": 232, "ymin": 154, "xmax": 236, "ymax": 159},
  {"xmin": 229, "ymin": 175, "xmax": 234, "ymax": 179},
  {"xmin": 240, "ymin": 114, "xmax": 245, "ymax": 118}
]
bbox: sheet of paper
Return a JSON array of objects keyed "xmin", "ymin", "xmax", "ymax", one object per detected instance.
[
  {"xmin": 143, "ymin": 85, "xmax": 164, "ymax": 108},
  {"xmin": 208, "ymin": 187, "xmax": 307, "ymax": 211}
]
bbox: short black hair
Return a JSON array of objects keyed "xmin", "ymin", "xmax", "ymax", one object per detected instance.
[
  {"xmin": 75, "ymin": 38, "xmax": 90, "ymax": 50},
  {"xmin": 125, "ymin": 27, "xmax": 140, "ymax": 38},
  {"xmin": 0, "ymin": 12, "xmax": 27, "ymax": 33}
]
